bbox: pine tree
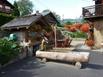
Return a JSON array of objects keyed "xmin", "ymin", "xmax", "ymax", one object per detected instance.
[{"xmin": 12, "ymin": 1, "xmax": 20, "ymax": 16}]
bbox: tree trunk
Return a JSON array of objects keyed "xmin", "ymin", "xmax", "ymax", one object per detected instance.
[{"xmin": 36, "ymin": 51, "xmax": 90, "ymax": 63}]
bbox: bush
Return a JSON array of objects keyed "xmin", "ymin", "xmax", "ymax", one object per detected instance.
[
  {"xmin": 0, "ymin": 13, "xmax": 14, "ymax": 26},
  {"xmin": 62, "ymin": 30, "xmax": 87, "ymax": 38},
  {"xmin": 0, "ymin": 38, "xmax": 20, "ymax": 65},
  {"xmin": 74, "ymin": 31, "xmax": 87, "ymax": 38}
]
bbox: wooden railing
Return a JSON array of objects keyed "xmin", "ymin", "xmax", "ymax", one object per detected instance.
[{"xmin": 83, "ymin": 4, "xmax": 103, "ymax": 18}]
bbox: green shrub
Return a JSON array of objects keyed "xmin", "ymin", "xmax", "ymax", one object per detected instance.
[
  {"xmin": 74, "ymin": 31, "xmax": 87, "ymax": 38},
  {"xmin": 62, "ymin": 30, "xmax": 87, "ymax": 38},
  {"xmin": 0, "ymin": 38, "xmax": 20, "ymax": 65},
  {"xmin": 0, "ymin": 13, "xmax": 15, "ymax": 26}
]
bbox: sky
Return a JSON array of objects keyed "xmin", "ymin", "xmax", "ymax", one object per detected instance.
[{"xmin": 8, "ymin": 0, "xmax": 94, "ymax": 19}]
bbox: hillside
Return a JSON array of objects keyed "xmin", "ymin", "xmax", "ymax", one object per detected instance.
[{"xmin": 61, "ymin": 18, "xmax": 83, "ymax": 24}]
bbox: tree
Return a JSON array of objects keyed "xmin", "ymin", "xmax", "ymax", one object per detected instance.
[
  {"xmin": 12, "ymin": 1, "xmax": 20, "ymax": 16},
  {"xmin": 65, "ymin": 21, "xmax": 73, "ymax": 25},
  {"xmin": 16, "ymin": 0, "xmax": 33, "ymax": 16}
]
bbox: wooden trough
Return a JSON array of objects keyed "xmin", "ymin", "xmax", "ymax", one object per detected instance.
[{"xmin": 36, "ymin": 50, "xmax": 90, "ymax": 68}]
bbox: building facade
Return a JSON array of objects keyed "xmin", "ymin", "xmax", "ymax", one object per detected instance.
[
  {"xmin": 83, "ymin": 0, "xmax": 103, "ymax": 48},
  {"xmin": 0, "ymin": 0, "xmax": 14, "ymax": 14}
]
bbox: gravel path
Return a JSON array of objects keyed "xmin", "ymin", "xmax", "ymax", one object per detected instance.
[{"xmin": 1, "ymin": 40, "xmax": 103, "ymax": 77}]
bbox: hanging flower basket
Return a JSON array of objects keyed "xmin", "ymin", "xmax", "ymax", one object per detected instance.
[
  {"xmin": 80, "ymin": 23, "xmax": 90, "ymax": 33},
  {"xmin": 85, "ymin": 39, "xmax": 94, "ymax": 47}
]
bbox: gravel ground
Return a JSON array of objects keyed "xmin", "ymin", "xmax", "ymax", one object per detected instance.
[{"xmin": 0, "ymin": 40, "xmax": 103, "ymax": 77}]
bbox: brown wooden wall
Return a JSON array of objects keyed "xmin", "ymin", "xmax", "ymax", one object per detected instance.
[{"xmin": 0, "ymin": 0, "xmax": 13, "ymax": 13}]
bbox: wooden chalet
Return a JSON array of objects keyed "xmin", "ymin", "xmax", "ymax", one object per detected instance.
[
  {"xmin": 82, "ymin": 0, "xmax": 103, "ymax": 48},
  {"xmin": 0, "ymin": 10, "xmax": 60, "ymax": 57},
  {"xmin": 0, "ymin": 0, "xmax": 14, "ymax": 14},
  {"xmin": 1, "ymin": 11, "xmax": 59, "ymax": 47}
]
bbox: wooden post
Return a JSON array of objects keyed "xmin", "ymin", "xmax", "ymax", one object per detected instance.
[{"xmin": 54, "ymin": 24, "xmax": 57, "ymax": 48}]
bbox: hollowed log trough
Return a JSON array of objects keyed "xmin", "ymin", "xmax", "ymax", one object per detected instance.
[{"xmin": 36, "ymin": 50, "xmax": 90, "ymax": 68}]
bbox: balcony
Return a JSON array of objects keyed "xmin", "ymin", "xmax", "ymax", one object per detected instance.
[
  {"xmin": 0, "ymin": 7, "xmax": 12, "ymax": 14},
  {"xmin": 83, "ymin": 4, "xmax": 103, "ymax": 18}
]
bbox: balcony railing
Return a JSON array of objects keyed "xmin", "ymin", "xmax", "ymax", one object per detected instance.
[{"xmin": 83, "ymin": 4, "xmax": 103, "ymax": 18}]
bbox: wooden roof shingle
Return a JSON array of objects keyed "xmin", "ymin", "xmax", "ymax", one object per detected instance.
[
  {"xmin": 1, "ymin": 11, "xmax": 60, "ymax": 30},
  {"xmin": 1, "ymin": 15, "xmax": 42, "ymax": 29}
]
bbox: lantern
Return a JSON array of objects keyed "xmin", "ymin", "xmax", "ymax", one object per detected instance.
[{"xmin": 80, "ymin": 23, "xmax": 90, "ymax": 32}]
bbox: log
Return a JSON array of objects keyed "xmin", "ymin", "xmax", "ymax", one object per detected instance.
[{"xmin": 36, "ymin": 50, "xmax": 90, "ymax": 63}]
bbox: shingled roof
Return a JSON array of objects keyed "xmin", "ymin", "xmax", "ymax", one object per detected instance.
[
  {"xmin": 1, "ymin": 15, "xmax": 42, "ymax": 29},
  {"xmin": 1, "ymin": 11, "xmax": 60, "ymax": 30},
  {"xmin": 42, "ymin": 11, "xmax": 59, "ymax": 24}
]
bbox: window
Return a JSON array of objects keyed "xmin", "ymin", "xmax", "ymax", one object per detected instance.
[
  {"xmin": 5, "ymin": 6, "xmax": 10, "ymax": 10},
  {"xmin": 0, "ymin": 5, "xmax": 2, "ymax": 8}
]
